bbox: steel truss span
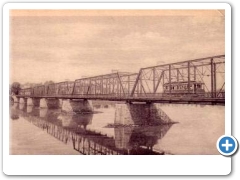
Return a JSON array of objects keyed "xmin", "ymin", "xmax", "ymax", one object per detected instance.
[{"xmin": 18, "ymin": 55, "xmax": 225, "ymax": 105}]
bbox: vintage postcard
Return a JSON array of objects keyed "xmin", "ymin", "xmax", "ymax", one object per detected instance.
[{"xmin": 3, "ymin": 3, "xmax": 232, "ymax": 175}]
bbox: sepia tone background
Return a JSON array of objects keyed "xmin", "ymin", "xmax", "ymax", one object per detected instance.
[{"xmin": 10, "ymin": 10, "xmax": 224, "ymax": 86}]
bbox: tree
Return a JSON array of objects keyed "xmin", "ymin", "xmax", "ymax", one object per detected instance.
[
  {"xmin": 10, "ymin": 82, "xmax": 21, "ymax": 95},
  {"xmin": 22, "ymin": 82, "xmax": 43, "ymax": 88}
]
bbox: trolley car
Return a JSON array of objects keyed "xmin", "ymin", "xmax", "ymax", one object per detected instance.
[{"xmin": 163, "ymin": 81, "xmax": 205, "ymax": 97}]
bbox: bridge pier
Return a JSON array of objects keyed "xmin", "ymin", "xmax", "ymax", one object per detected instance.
[
  {"xmin": 40, "ymin": 98, "xmax": 48, "ymax": 108},
  {"xmin": 62, "ymin": 99, "xmax": 93, "ymax": 113},
  {"xmin": 115, "ymin": 103, "xmax": 173, "ymax": 126},
  {"xmin": 19, "ymin": 98, "xmax": 27, "ymax": 104},
  {"xmin": 12, "ymin": 96, "xmax": 20, "ymax": 103},
  {"xmin": 27, "ymin": 98, "xmax": 34, "ymax": 106}
]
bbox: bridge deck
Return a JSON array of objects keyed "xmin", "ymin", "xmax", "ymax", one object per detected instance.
[{"xmin": 16, "ymin": 95, "xmax": 225, "ymax": 105}]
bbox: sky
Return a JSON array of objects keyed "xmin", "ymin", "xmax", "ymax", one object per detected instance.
[{"xmin": 9, "ymin": 10, "xmax": 225, "ymax": 84}]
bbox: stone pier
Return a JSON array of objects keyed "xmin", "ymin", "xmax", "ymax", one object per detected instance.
[
  {"xmin": 62, "ymin": 99, "xmax": 93, "ymax": 113},
  {"xmin": 19, "ymin": 98, "xmax": 27, "ymax": 104},
  {"xmin": 40, "ymin": 98, "xmax": 48, "ymax": 108},
  {"xmin": 27, "ymin": 98, "xmax": 34, "ymax": 106},
  {"xmin": 115, "ymin": 103, "xmax": 173, "ymax": 125},
  {"xmin": 12, "ymin": 96, "xmax": 19, "ymax": 103}
]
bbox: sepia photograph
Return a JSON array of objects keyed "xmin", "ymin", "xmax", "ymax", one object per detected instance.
[{"xmin": 9, "ymin": 8, "xmax": 225, "ymax": 156}]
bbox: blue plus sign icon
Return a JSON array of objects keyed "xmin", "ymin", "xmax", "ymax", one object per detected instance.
[{"xmin": 217, "ymin": 135, "xmax": 238, "ymax": 156}]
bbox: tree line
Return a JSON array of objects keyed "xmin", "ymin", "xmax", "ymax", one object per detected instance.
[{"xmin": 10, "ymin": 81, "xmax": 54, "ymax": 95}]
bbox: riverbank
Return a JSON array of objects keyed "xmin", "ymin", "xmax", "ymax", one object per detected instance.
[{"xmin": 10, "ymin": 117, "xmax": 80, "ymax": 155}]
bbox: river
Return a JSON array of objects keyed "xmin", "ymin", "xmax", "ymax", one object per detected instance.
[{"xmin": 10, "ymin": 101, "xmax": 224, "ymax": 155}]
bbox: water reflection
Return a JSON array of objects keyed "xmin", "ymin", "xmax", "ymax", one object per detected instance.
[
  {"xmin": 12, "ymin": 102, "xmax": 19, "ymax": 109},
  {"xmin": 19, "ymin": 103, "xmax": 27, "ymax": 111},
  {"xmin": 92, "ymin": 101, "xmax": 117, "ymax": 109},
  {"xmin": 27, "ymin": 105, "xmax": 33, "ymax": 113},
  {"xmin": 11, "ymin": 105, "xmax": 173, "ymax": 155},
  {"xmin": 58, "ymin": 113, "xmax": 93, "ymax": 129},
  {"xmin": 114, "ymin": 125, "xmax": 172, "ymax": 154},
  {"xmin": 10, "ymin": 114, "xmax": 19, "ymax": 120}
]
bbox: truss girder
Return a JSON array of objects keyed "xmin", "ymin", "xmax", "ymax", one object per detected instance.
[{"xmin": 18, "ymin": 55, "xmax": 225, "ymax": 100}]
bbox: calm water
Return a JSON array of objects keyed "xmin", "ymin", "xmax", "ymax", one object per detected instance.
[{"xmin": 10, "ymin": 102, "xmax": 224, "ymax": 155}]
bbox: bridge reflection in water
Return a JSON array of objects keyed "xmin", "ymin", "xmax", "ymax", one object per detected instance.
[{"xmin": 11, "ymin": 104, "xmax": 174, "ymax": 155}]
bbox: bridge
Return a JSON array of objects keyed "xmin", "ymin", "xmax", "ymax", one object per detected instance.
[{"xmin": 16, "ymin": 55, "xmax": 225, "ymax": 105}]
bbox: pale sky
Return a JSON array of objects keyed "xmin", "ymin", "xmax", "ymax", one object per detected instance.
[{"xmin": 10, "ymin": 10, "xmax": 225, "ymax": 84}]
